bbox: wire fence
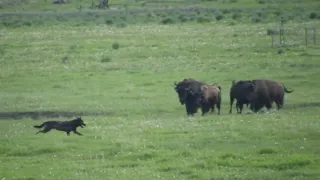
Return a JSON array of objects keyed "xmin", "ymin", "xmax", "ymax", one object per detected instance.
[{"xmin": 269, "ymin": 22, "xmax": 319, "ymax": 48}]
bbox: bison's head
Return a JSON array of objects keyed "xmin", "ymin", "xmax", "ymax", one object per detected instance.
[
  {"xmin": 174, "ymin": 84, "xmax": 190, "ymax": 105},
  {"xmin": 249, "ymin": 95, "xmax": 264, "ymax": 113},
  {"xmin": 174, "ymin": 81, "xmax": 199, "ymax": 105}
]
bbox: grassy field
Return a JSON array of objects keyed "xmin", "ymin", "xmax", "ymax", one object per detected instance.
[{"xmin": 1, "ymin": 0, "xmax": 320, "ymax": 179}]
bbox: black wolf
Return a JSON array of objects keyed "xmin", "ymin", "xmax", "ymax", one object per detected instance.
[{"xmin": 34, "ymin": 117, "xmax": 86, "ymax": 136}]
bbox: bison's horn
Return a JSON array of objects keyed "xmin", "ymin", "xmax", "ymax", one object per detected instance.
[{"xmin": 174, "ymin": 81, "xmax": 178, "ymax": 86}]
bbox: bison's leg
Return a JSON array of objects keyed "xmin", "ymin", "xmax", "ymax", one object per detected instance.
[
  {"xmin": 238, "ymin": 103, "xmax": 244, "ymax": 114},
  {"xmin": 276, "ymin": 95, "xmax": 284, "ymax": 110},
  {"xmin": 216, "ymin": 102, "xmax": 221, "ymax": 115},
  {"xmin": 250, "ymin": 102, "xmax": 262, "ymax": 113},
  {"xmin": 185, "ymin": 104, "xmax": 191, "ymax": 116},
  {"xmin": 229, "ymin": 97, "xmax": 235, "ymax": 114},
  {"xmin": 201, "ymin": 104, "xmax": 210, "ymax": 116},
  {"xmin": 236, "ymin": 100, "xmax": 239, "ymax": 113},
  {"xmin": 275, "ymin": 100, "xmax": 281, "ymax": 110},
  {"xmin": 210, "ymin": 103, "xmax": 215, "ymax": 113},
  {"xmin": 265, "ymin": 101, "xmax": 272, "ymax": 111},
  {"xmin": 185, "ymin": 103, "xmax": 197, "ymax": 116}
]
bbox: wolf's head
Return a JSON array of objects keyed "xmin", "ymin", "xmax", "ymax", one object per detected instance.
[{"xmin": 74, "ymin": 117, "xmax": 86, "ymax": 128}]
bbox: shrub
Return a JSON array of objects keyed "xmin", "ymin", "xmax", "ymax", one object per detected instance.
[
  {"xmin": 215, "ymin": 14, "xmax": 224, "ymax": 21},
  {"xmin": 267, "ymin": 29, "xmax": 277, "ymax": 35},
  {"xmin": 116, "ymin": 23, "xmax": 127, "ymax": 28},
  {"xmin": 222, "ymin": 9, "xmax": 230, "ymax": 14},
  {"xmin": 228, "ymin": 20, "xmax": 236, "ymax": 26},
  {"xmin": 274, "ymin": 11, "xmax": 282, "ymax": 17},
  {"xmin": 112, "ymin": 43, "xmax": 119, "ymax": 50},
  {"xmin": 61, "ymin": 56, "xmax": 68, "ymax": 64},
  {"xmin": 197, "ymin": 16, "xmax": 210, "ymax": 23},
  {"xmin": 23, "ymin": 21, "xmax": 32, "ymax": 26},
  {"xmin": 161, "ymin": 18, "xmax": 174, "ymax": 24},
  {"xmin": 309, "ymin": 12, "xmax": 318, "ymax": 19},
  {"xmin": 178, "ymin": 15, "xmax": 188, "ymax": 23},
  {"xmin": 232, "ymin": 13, "xmax": 241, "ymax": 20},
  {"xmin": 105, "ymin": 19, "xmax": 113, "ymax": 25},
  {"xmin": 101, "ymin": 56, "xmax": 112, "ymax": 63},
  {"xmin": 252, "ymin": 15, "xmax": 262, "ymax": 23},
  {"xmin": 256, "ymin": 0, "xmax": 267, "ymax": 4},
  {"xmin": 277, "ymin": 49, "xmax": 284, "ymax": 54},
  {"xmin": 258, "ymin": 148, "xmax": 277, "ymax": 154}
]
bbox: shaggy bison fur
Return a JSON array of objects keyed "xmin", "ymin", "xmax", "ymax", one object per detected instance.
[
  {"xmin": 174, "ymin": 78, "xmax": 206, "ymax": 116},
  {"xmin": 229, "ymin": 80, "xmax": 255, "ymax": 114},
  {"xmin": 197, "ymin": 84, "xmax": 222, "ymax": 116}
]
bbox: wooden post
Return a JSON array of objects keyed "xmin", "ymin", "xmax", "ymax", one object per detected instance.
[
  {"xmin": 305, "ymin": 28, "xmax": 308, "ymax": 46},
  {"xmin": 279, "ymin": 27, "xmax": 282, "ymax": 46},
  {"xmin": 280, "ymin": 17, "xmax": 284, "ymax": 47}
]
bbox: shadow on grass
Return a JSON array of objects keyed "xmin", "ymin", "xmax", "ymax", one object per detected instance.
[
  {"xmin": 0, "ymin": 111, "xmax": 115, "ymax": 120},
  {"xmin": 287, "ymin": 102, "xmax": 320, "ymax": 109},
  {"xmin": 6, "ymin": 147, "xmax": 64, "ymax": 156}
]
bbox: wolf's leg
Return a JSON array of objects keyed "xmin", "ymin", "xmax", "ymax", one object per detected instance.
[
  {"xmin": 36, "ymin": 128, "xmax": 51, "ymax": 135},
  {"xmin": 73, "ymin": 130, "xmax": 83, "ymax": 136}
]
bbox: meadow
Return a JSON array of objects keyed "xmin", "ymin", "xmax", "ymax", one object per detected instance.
[{"xmin": 1, "ymin": 0, "xmax": 320, "ymax": 179}]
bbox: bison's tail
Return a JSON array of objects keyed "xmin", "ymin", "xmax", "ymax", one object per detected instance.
[
  {"xmin": 34, "ymin": 123, "xmax": 45, "ymax": 129},
  {"xmin": 283, "ymin": 84, "xmax": 293, "ymax": 93}
]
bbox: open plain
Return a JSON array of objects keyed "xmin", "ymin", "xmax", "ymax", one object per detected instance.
[{"xmin": 0, "ymin": 0, "xmax": 320, "ymax": 179}]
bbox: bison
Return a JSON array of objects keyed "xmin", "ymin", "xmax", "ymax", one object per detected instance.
[
  {"xmin": 197, "ymin": 84, "xmax": 222, "ymax": 116},
  {"xmin": 248, "ymin": 79, "xmax": 293, "ymax": 112},
  {"xmin": 229, "ymin": 80, "xmax": 255, "ymax": 114},
  {"xmin": 174, "ymin": 78, "xmax": 206, "ymax": 116}
]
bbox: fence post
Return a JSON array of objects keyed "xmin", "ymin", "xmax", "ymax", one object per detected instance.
[
  {"xmin": 279, "ymin": 27, "xmax": 282, "ymax": 46},
  {"xmin": 305, "ymin": 28, "xmax": 308, "ymax": 46},
  {"xmin": 279, "ymin": 18, "xmax": 285, "ymax": 47},
  {"xmin": 271, "ymin": 34, "xmax": 274, "ymax": 48}
]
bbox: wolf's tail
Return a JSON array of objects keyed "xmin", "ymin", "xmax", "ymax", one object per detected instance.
[{"xmin": 34, "ymin": 123, "xmax": 45, "ymax": 128}]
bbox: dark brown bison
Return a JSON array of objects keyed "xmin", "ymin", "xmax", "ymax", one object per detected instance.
[
  {"xmin": 248, "ymin": 79, "xmax": 294, "ymax": 112},
  {"xmin": 229, "ymin": 80, "xmax": 255, "ymax": 114},
  {"xmin": 197, "ymin": 84, "xmax": 222, "ymax": 116},
  {"xmin": 174, "ymin": 78, "xmax": 206, "ymax": 116}
]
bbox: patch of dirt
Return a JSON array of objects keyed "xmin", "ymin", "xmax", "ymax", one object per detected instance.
[{"xmin": 0, "ymin": 111, "xmax": 115, "ymax": 120}]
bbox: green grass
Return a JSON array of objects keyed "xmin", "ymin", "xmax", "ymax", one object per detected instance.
[{"xmin": 0, "ymin": 2, "xmax": 320, "ymax": 179}]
